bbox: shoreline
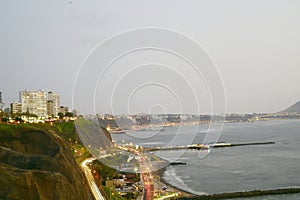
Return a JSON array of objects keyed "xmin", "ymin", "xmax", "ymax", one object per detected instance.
[
  {"xmin": 110, "ymin": 120, "xmax": 300, "ymax": 199},
  {"xmin": 156, "ymin": 166, "xmax": 300, "ymax": 199},
  {"xmin": 153, "ymin": 166, "xmax": 196, "ymax": 198},
  {"xmin": 177, "ymin": 188, "xmax": 300, "ymax": 199},
  {"xmin": 109, "ymin": 118, "xmax": 300, "ymax": 134}
]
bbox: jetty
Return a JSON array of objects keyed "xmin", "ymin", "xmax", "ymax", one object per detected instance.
[{"xmin": 145, "ymin": 141, "xmax": 275, "ymax": 152}]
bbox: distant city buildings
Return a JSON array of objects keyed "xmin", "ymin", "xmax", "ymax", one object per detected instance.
[
  {"xmin": 59, "ymin": 106, "xmax": 69, "ymax": 115},
  {"xmin": 10, "ymin": 102, "xmax": 22, "ymax": 114},
  {"xmin": 6, "ymin": 90, "xmax": 65, "ymax": 119},
  {"xmin": 0, "ymin": 90, "xmax": 76, "ymax": 123},
  {"xmin": 0, "ymin": 91, "xmax": 4, "ymax": 110}
]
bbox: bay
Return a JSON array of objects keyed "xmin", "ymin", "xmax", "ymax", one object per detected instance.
[{"xmin": 111, "ymin": 120, "xmax": 300, "ymax": 199}]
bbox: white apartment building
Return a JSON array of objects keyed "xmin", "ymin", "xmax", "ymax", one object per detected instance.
[
  {"xmin": 47, "ymin": 91, "xmax": 60, "ymax": 116},
  {"xmin": 19, "ymin": 90, "xmax": 47, "ymax": 118}
]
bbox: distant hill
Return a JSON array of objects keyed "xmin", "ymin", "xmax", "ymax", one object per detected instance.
[{"xmin": 281, "ymin": 101, "xmax": 300, "ymax": 113}]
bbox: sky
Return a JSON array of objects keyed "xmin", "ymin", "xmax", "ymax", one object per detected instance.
[{"xmin": 1, "ymin": 0, "xmax": 300, "ymax": 114}]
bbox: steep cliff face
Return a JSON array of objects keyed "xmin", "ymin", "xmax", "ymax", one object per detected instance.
[{"xmin": 0, "ymin": 124, "xmax": 93, "ymax": 200}]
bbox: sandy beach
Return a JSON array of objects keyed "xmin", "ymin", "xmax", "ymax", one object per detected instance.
[{"xmin": 153, "ymin": 167, "xmax": 195, "ymax": 199}]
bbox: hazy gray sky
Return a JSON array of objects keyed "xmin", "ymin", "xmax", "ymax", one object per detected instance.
[{"xmin": 1, "ymin": 0, "xmax": 300, "ymax": 114}]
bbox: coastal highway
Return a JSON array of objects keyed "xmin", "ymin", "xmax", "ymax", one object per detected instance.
[
  {"xmin": 118, "ymin": 145, "xmax": 155, "ymax": 200},
  {"xmin": 81, "ymin": 158, "xmax": 105, "ymax": 200}
]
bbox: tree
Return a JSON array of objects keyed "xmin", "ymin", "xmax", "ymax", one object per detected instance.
[
  {"xmin": 14, "ymin": 117, "xmax": 24, "ymax": 123},
  {"xmin": 65, "ymin": 112, "xmax": 74, "ymax": 117},
  {"xmin": 1, "ymin": 117, "xmax": 9, "ymax": 122},
  {"xmin": 58, "ymin": 112, "xmax": 64, "ymax": 119},
  {"xmin": 1, "ymin": 109, "xmax": 9, "ymax": 119}
]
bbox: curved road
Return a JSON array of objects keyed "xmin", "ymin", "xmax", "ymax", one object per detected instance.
[{"xmin": 81, "ymin": 158, "xmax": 106, "ymax": 200}]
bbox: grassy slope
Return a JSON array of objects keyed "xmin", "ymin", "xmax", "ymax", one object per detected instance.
[{"xmin": 0, "ymin": 123, "xmax": 93, "ymax": 200}]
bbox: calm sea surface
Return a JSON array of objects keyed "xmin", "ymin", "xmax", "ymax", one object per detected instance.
[{"xmin": 112, "ymin": 120, "xmax": 300, "ymax": 199}]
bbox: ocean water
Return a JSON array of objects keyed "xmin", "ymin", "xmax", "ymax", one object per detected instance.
[{"xmin": 111, "ymin": 120, "xmax": 300, "ymax": 199}]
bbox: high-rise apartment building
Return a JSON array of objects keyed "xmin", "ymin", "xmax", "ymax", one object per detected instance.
[
  {"xmin": 47, "ymin": 100, "xmax": 54, "ymax": 117},
  {"xmin": 47, "ymin": 91, "xmax": 60, "ymax": 117},
  {"xmin": 19, "ymin": 90, "xmax": 47, "ymax": 118}
]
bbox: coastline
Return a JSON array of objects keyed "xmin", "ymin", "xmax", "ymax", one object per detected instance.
[
  {"xmin": 155, "ymin": 166, "xmax": 300, "ymax": 200},
  {"xmin": 153, "ymin": 166, "xmax": 196, "ymax": 198},
  {"xmin": 111, "ymin": 120, "xmax": 300, "ymax": 199},
  {"xmin": 109, "ymin": 118, "xmax": 300, "ymax": 134},
  {"xmin": 176, "ymin": 188, "xmax": 300, "ymax": 199}
]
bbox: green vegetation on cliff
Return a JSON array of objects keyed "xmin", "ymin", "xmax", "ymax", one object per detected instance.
[
  {"xmin": 0, "ymin": 123, "xmax": 93, "ymax": 200},
  {"xmin": 54, "ymin": 121, "xmax": 79, "ymax": 142},
  {"xmin": 54, "ymin": 121, "xmax": 91, "ymax": 163}
]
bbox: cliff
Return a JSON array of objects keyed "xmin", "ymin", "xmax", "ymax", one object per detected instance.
[{"xmin": 0, "ymin": 123, "xmax": 93, "ymax": 200}]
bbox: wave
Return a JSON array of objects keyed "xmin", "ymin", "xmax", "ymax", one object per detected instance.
[{"xmin": 163, "ymin": 166, "xmax": 207, "ymax": 195}]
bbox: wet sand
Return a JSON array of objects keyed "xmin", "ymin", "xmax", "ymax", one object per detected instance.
[{"xmin": 153, "ymin": 167, "xmax": 196, "ymax": 198}]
